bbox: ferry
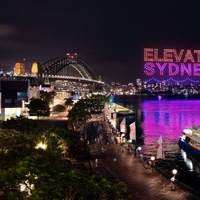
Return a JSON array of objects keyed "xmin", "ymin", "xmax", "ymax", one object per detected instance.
[{"xmin": 178, "ymin": 126, "xmax": 200, "ymax": 160}]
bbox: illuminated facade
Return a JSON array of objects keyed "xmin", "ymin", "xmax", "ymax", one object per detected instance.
[
  {"xmin": 31, "ymin": 62, "xmax": 39, "ymax": 75},
  {"xmin": 14, "ymin": 62, "xmax": 25, "ymax": 75}
]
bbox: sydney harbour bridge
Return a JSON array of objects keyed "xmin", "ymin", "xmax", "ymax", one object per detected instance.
[{"xmin": 13, "ymin": 56, "xmax": 104, "ymax": 85}]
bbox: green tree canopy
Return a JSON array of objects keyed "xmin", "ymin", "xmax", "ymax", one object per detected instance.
[
  {"xmin": 0, "ymin": 118, "xmax": 133, "ymax": 200},
  {"xmin": 64, "ymin": 97, "xmax": 74, "ymax": 112},
  {"xmin": 28, "ymin": 98, "xmax": 50, "ymax": 118},
  {"xmin": 52, "ymin": 104, "xmax": 66, "ymax": 113},
  {"xmin": 0, "ymin": 115, "xmax": 38, "ymax": 134},
  {"xmin": 88, "ymin": 94, "xmax": 110, "ymax": 113},
  {"xmin": 67, "ymin": 130, "xmax": 91, "ymax": 162},
  {"xmin": 68, "ymin": 99, "xmax": 91, "ymax": 130},
  {"xmin": 40, "ymin": 90, "xmax": 56, "ymax": 105},
  {"xmin": 64, "ymin": 97, "xmax": 73, "ymax": 107}
]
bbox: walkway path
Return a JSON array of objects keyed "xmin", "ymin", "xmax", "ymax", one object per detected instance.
[{"xmin": 88, "ymin": 121, "xmax": 195, "ymax": 200}]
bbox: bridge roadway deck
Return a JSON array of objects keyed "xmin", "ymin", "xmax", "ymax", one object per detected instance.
[{"xmin": 87, "ymin": 119, "xmax": 195, "ymax": 200}]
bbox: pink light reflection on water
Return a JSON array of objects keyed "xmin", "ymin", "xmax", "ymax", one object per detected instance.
[{"xmin": 141, "ymin": 100, "xmax": 200, "ymax": 155}]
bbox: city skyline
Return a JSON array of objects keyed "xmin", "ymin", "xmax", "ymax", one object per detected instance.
[{"xmin": 1, "ymin": 0, "xmax": 200, "ymax": 84}]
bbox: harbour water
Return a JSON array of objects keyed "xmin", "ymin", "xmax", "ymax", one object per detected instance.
[{"xmin": 114, "ymin": 94, "xmax": 200, "ymax": 197}]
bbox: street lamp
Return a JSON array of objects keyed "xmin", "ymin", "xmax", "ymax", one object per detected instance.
[
  {"xmin": 128, "ymin": 139, "xmax": 133, "ymax": 152},
  {"xmin": 137, "ymin": 146, "xmax": 142, "ymax": 159},
  {"xmin": 170, "ymin": 169, "xmax": 177, "ymax": 189},
  {"xmin": 150, "ymin": 156, "xmax": 155, "ymax": 173},
  {"xmin": 172, "ymin": 169, "xmax": 177, "ymax": 176}
]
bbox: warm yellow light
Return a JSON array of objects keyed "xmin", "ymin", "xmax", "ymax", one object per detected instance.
[
  {"xmin": 35, "ymin": 142, "xmax": 47, "ymax": 150},
  {"xmin": 20, "ymin": 180, "xmax": 34, "ymax": 195}
]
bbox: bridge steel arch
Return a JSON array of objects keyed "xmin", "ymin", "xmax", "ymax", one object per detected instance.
[{"xmin": 38, "ymin": 57, "xmax": 97, "ymax": 80}]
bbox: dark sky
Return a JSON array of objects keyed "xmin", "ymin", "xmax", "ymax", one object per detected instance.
[{"xmin": 1, "ymin": 0, "xmax": 200, "ymax": 83}]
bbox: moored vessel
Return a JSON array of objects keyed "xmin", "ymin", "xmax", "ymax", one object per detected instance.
[{"xmin": 178, "ymin": 126, "xmax": 200, "ymax": 160}]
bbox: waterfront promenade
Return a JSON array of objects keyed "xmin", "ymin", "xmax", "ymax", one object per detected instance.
[{"xmin": 87, "ymin": 117, "xmax": 195, "ymax": 200}]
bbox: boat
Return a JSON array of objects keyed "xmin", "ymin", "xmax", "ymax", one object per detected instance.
[{"xmin": 178, "ymin": 126, "xmax": 200, "ymax": 160}]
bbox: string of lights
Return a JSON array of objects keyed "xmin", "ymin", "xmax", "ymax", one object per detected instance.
[{"xmin": 144, "ymin": 77, "xmax": 200, "ymax": 84}]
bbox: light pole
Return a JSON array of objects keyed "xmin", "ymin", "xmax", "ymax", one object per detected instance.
[
  {"xmin": 137, "ymin": 146, "xmax": 142, "ymax": 159},
  {"xmin": 172, "ymin": 169, "xmax": 177, "ymax": 176},
  {"xmin": 150, "ymin": 156, "xmax": 155, "ymax": 173},
  {"xmin": 128, "ymin": 139, "xmax": 133, "ymax": 152},
  {"xmin": 170, "ymin": 169, "xmax": 177, "ymax": 189}
]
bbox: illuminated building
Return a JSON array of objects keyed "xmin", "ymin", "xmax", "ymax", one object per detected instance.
[
  {"xmin": 29, "ymin": 86, "xmax": 40, "ymax": 99},
  {"xmin": 0, "ymin": 80, "xmax": 29, "ymax": 120},
  {"xmin": 136, "ymin": 78, "xmax": 142, "ymax": 86},
  {"xmin": 31, "ymin": 62, "xmax": 39, "ymax": 75},
  {"xmin": 14, "ymin": 62, "xmax": 25, "ymax": 75}
]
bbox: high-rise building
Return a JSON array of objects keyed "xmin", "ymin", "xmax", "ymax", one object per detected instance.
[{"xmin": 136, "ymin": 78, "xmax": 142, "ymax": 86}]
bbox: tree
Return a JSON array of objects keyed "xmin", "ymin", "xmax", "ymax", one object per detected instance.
[
  {"xmin": 88, "ymin": 94, "xmax": 110, "ymax": 113},
  {"xmin": 64, "ymin": 97, "xmax": 74, "ymax": 111},
  {"xmin": 67, "ymin": 130, "xmax": 91, "ymax": 162},
  {"xmin": 28, "ymin": 98, "xmax": 50, "ymax": 118},
  {"xmin": 0, "ymin": 120, "xmax": 133, "ymax": 200},
  {"xmin": 0, "ymin": 128, "xmax": 70, "ymax": 199},
  {"xmin": 0, "ymin": 115, "xmax": 38, "ymax": 134},
  {"xmin": 40, "ymin": 90, "xmax": 56, "ymax": 105},
  {"xmin": 68, "ymin": 99, "xmax": 91, "ymax": 130},
  {"xmin": 52, "ymin": 104, "xmax": 66, "ymax": 113}
]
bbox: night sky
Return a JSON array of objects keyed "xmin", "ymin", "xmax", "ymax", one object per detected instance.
[{"xmin": 1, "ymin": 0, "xmax": 200, "ymax": 84}]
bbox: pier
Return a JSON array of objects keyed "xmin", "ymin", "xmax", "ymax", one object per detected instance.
[{"xmin": 112, "ymin": 103, "xmax": 135, "ymax": 115}]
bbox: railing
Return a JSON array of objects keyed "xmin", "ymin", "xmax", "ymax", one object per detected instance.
[{"xmin": 135, "ymin": 150, "xmax": 199, "ymax": 199}]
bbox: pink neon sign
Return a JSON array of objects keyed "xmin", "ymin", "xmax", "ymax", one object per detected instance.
[{"xmin": 144, "ymin": 48, "xmax": 200, "ymax": 77}]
